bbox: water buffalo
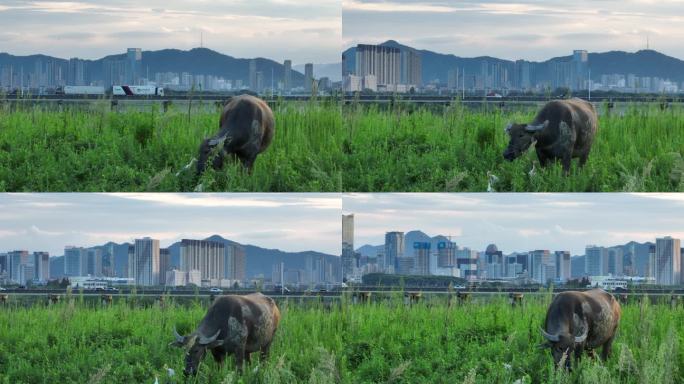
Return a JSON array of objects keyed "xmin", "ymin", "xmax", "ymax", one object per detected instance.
[
  {"xmin": 540, "ymin": 289, "xmax": 621, "ymax": 369},
  {"xmin": 503, "ymin": 98, "xmax": 598, "ymax": 173},
  {"xmin": 197, "ymin": 95, "xmax": 275, "ymax": 175},
  {"xmin": 170, "ymin": 292, "xmax": 280, "ymax": 376}
]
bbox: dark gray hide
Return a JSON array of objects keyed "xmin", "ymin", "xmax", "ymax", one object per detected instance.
[
  {"xmin": 540, "ymin": 289, "xmax": 621, "ymax": 369},
  {"xmin": 503, "ymin": 98, "xmax": 598, "ymax": 173},
  {"xmin": 170, "ymin": 292, "xmax": 281, "ymax": 376},
  {"xmin": 197, "ymin": 95, "xmax": 275, "ymax": 175}
]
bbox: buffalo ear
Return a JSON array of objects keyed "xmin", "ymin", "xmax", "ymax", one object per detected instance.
[{"xmin": 206, "ymin": 339, "xmax": 224, "ymax": 348}]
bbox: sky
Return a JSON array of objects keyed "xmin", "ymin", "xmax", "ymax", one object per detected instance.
[
  {"xmin": 343, "ymin": 193, "xmax": 684, "ymax": 255},
  {"xmin": 343, "ymin": 0, "xmax": 684, "ymax": 61},
  {"xmin": 0, "ymin": 0, "xmax": 341, "ymax": 64},
  {"xmin": 0, "ymin": 193, "xmax": 341, "ymax": 256}
]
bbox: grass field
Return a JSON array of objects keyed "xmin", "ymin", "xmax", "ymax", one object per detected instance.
[
  {"xmin": 0, "ymin": 100, "xmax": 343, "ymax": 192},
  {"xmin": 342, "ymin": 101, "xmax": 684, "ymax": 191},
  {"xmin": 0, "ymin": 293, "xmax": 681, "ymax": 383}
]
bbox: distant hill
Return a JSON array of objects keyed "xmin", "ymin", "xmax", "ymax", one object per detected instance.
[
  {"xmin": 49, "ymin": 235, "xmax": 337, "ymax": 280},
  {"xmin": 343, "ymin": 40, "xmax": 684, "ymax": 84},
  {"xmin": 355, "ymin": 230, "xmax": 454, "ymax": 258},
  {"xmin": 0, "ymin": 48, "xmax": 307, "ymax": 88}
]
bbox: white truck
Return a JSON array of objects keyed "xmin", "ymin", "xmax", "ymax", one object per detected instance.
[
  {"xmin": 60, "ymin": 86, "xmax": 106, "ymax": 95},
  {"xmin": 112, "ymin": 85, "xmax": 164, "ymax": 96}
]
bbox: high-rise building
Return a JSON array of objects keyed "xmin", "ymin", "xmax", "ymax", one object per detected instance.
[
  {"xmin": 126, "ymin": 48, "xmax": 142, "ymax": 85},
  {"xmin": 180, "ymin": 239, "xmax": 225, "ymax": 281},
  {"xmin": 355, "ymin": 44, "xmax": 401, "ymax": 86},
  {"xmin": 67, "ymin": 58, "xmax": 87, "ymax": 86},
  {"xmin": 585, "ymin": 246, "xmax": 607, "ymax": 276},
  {"xmin": 401, "ymin": 49, "xmax": 422, "ymax": 87},
  {"xmin": 437, "ymin": 241, "xmax": 457, "ymax": 268},
  {"xmin": 127, "ymin": 245, "xmax": 135, "ymax": 279},
  {"xmin": 86, "ymin": 248, "xmax": 103, "ymax": 277},
  {"xmin": 64, "ymin": 246, "xmax": 84, "ymax": 277},
  {"xmin": 283, "ymin": 60, "xmax": 292, "ymax": 91},
  {"xmin": 413, "ymin": 242, "xmax": 431, "ymax": 275},
  {"xmin": 134, "ymin": 237, "xmax": 160, "ymax": 286},
  {"xmin": 384, "ymin": 231, "xmax": 404, "ymax": 273},
  {"xmin": 396, "ymin": 256, "xmax": 414, "ymax": 275},
  {"xmin": 447, "ymin": 68, "xmax": 459, "ymax": 90},
  {"xmin": 456, "ymin": 248, "xmax": 478, "ymax": 280},
  {"xmin": 159, "ymin": 248, "xmax": 171, "ymax": 285},
  {"xmin": 8, "ymin": 250, "xmax": 29, "ymax": 283},
  {"xmin": 30, "ymin": 251, "xmax": 48, "ymax": 282},
  {"xmin": 484, "ymin": 244, "xmax": 504, "ymax": 279},
  {"xmin": 554, "ymin": 251, "xmax": 571, "ymax": 282},
  {"xmin": 224, "ymin": 244, "xmax": 246, "ymax": 281},
  {"xmin": 528, "ymin": 250, "xmax": 551, "ymax": 283},
  {"xmin": 341, "ymin": 214, "xmax": 355, "ymax": 279},
  {"xmin": 607, "ymin": 247, "xmax": 624, "ymax": 276},
  {"xmin": 655, "ymin": 236, "xmax": 681, "ymax": 285},
  {"xmin": 572, "ymin": 50, "xmax": 589, "ymax": 90},
  {"xmin": 304, "ymin": 63, "xmax": 314, "ymax": 92},
  {"xmin": 249, "ymin": 60, "xmax": 257, "ymax": 91},
  {"xmin": 256, "ymin": 71, "xmax": 264, "ymax": 93},
  {"xmin": 0, "ymin": 253, "xmax": 7, "ymax": 278}
]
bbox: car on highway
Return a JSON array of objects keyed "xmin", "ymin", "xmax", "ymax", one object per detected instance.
[
  {"xmin": 209, "ymin": 287, "xmax": 222, "ymax": 294},
  {"xmin": 0, "ymin": 287, "xmax": 6, "ymax": 291}
]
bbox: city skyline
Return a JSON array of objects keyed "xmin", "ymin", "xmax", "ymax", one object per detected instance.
[
  {"xmin": 0, "ymin": 0, "xmax": 340, "ymax": 64},
  {"xmin": 0, "ymin": 193, "xmax": 341, "ymax": 256},
  {"xmin": 343, "ymin": 0, "xmax": 684, "ymax": 62},
  {"xmin": 343, "ymin": 193, "xmax": 684, "ymax": 255}
]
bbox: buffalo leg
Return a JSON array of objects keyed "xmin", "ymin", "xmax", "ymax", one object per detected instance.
[
  {"xmin": 535, "ymin": 149, "xmax": 550, "ymax": 167},
  {"xmin": 579, "ymin": 152, "xmax": 589, "ymax": 167},
  {"xmin": 234, "ymin": 348, "xmax": 246, "ymax": 371},
  {"xmin": 561, "ymin": 153, "xmax": 572, "ymax": 174},
  {"xmin": 601, "ymin": 336, "xmax": 615, "ymax": 361}
]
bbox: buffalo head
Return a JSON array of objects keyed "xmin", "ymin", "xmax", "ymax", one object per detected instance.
[
  {"xmin": 502, "ymin": 121, "xmax": 549, "ymax": 161},
  {"xmin": 539, "ymin": 323, "xmax": 588, "ymax": 370},
  {"xmin": 170, "ymin": 326, "xmax": 223, "ymax": 376}
]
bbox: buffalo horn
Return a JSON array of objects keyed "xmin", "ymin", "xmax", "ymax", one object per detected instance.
[
  {"xmin": 198, "ymin": 329, "xmax": 221, "ymax": 345},
  {"xmin": 172, "ymin": 326, "xmax": 186, "ymax": 345},
  {"xmin": 525, "ymin": 120, "xmax": 549, "ymax": 132},
  {"xmin": 540, "ymin": 327, "xmax": 560, "ymax": 342},
  {"xmin": 504, "ymin": 122, "xmax": 513, "ymax": 133},
  {"xmin": 574, "ymin": 327, "xmax": 588, "ymax": 343}
]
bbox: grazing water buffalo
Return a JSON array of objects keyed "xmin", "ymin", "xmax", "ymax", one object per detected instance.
[
  {"xmin": 197, "ymin": 95, "xmax": 275, "ymax": 175},
  {"xmin": 170, "ymin": 293, "xmax": 280, "ymax": 376},
  {"xmin": 503, "ymin": 98, "xmax": 598, "ymax": 173},
  {"xmin": 540, "ymin": 289, "xmax": 621, "ymax": 369}
]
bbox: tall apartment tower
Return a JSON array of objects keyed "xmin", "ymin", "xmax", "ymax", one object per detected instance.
[
  {"xmin": 341, "ymin": 214, "xmax": 355, "ymax": 279},
  {"xmin": 283, "ymin": 60, "xmax": 292, "ymax": 91},
  {"xmin": 413, "ymin": 242, "xmax": 431, "ymax": 276},
  {"xmin": 249, "ymin": 59, "xmax": 257, "ymax": 91},
  {"xmin": 126, "ymin": 48, "xmax": 142, "ymax": 85},
  {"xmin": 224, "ymin": 244, "xmax": 246, "ymax": 281},
  {"xmin": 384, "ymin": 231, "xmax": 404, "ymax": 273},
  {"xmin": 401, "ymin": 48, "xmax": 422, "ymax": 86},
  {"xmin": 655, "ymin": 236, "xmax": 681, "ymax": 285},
  {"xmin": 355, "ymin": 44, "xmax": 401, "ymax": 86},
  {"xmin": 554, "ymin": 251, "xmax": 571, "ymax": 282},
  {"xmin": 33, "ymin": 252, "xmax": 50, "ymax": 282},
  {"xmin": 180, "ymin": 239, "xmax": 225, "ymax": 281},
  {"xmin": 304, "ymin": 63, "xmax": 314, "ymax": 92},
  {"xmin": 134, "ymin": 237, "xmax": 160, "ymax": 286}
]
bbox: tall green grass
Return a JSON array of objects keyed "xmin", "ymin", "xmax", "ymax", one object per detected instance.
[
  {"xmin": 0, "ymin": 295, "xmax": 681, "ymax": 383},
  {"xmin": 0, "ymin": 100, "xmax": 343, "ymax": 192},
  {"xmin": 342, "ymin": 102, "xmax": 684, "ymax": 191}
]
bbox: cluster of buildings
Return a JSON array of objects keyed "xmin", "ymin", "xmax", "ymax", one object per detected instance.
[
  {"xmin": 0, "ymin": 237, "xmax": 247, "ymax": 288},
  {"xmin": 595, "ymin": 73, "xmax": 681, "ymax": 93},
  {"xmin": 0, "ymin": 47, "xmax": 329, "ymax": 95},
  {"xmin": 0, "ymin": 251, "xmax": 50, "ymax": 285},
  {"xmin": 343, "ymin": 44, "xmax": 422, "ymax": 93},
  {"xmin": 341, "ymin": 215, "xmax": 684, "ymax": 287}
]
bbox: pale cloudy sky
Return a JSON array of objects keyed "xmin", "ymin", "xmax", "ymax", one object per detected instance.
[
  {"xmin": 0, "ymin": 0, "xmax": 341, "ymax": 64},
  {"xmin": 343, "ymin": 193, "xmax": 684, "ymax": 255},
  {"xmin": 0, "ymin": 193, "xmax": 341, "ymax": 256},
  {"xmin": 343, "ymin": 0, "xmax": 684, "ymax": 61}
]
